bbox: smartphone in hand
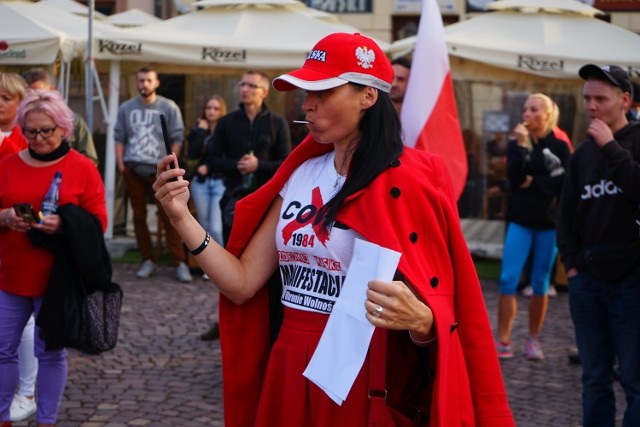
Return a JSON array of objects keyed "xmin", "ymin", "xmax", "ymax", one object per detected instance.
[
  {"xmin": 13, "ymin": 203, "xmax": 41, "ymax": 223},
  {"xmin": 160, "ymin": 113, "xmax": 178, "ymax": 181}
]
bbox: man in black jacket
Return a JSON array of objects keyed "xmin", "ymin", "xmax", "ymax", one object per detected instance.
[
  {"xmin": 201, "ymin": 70, "xmax": 291, "ymax": 340},
  {"xmin": 557, "ymin": 64, "xmax": 640, "ymax": 427},
  {"xmin": 206, "ymin": 69, "xmax": 292, "ymax": 242}
]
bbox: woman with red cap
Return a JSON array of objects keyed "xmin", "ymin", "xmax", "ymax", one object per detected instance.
[{"xmin": 154, "ymin": 32, "xmax": 514, "ymax": 427}]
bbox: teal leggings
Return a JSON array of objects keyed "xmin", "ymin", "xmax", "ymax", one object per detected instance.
[{"xmin": 499, "ymin": 222, "xmax": 558, "ymax": 296}]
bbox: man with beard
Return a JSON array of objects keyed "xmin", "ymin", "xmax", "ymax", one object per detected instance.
[
  {"xmin": 199, "ymin": 69, "xmax": 291, "ymax": 341},
  {"xmin": 390, "ymin": 57, "xmax": 411, "ymax": 114},
  {"xmin": 115, "ymin": 66, "xmax": 192, "ymax": 282},
  {"xmin": 206, "ymin": 69, "xmax": 291, "ymax": 244}
]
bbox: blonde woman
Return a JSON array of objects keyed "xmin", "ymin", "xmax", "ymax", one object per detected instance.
[
  {"xmin": 0, "ymin": 73, "xmax": 27, "ymax": 159},
  {"xmin": 495, "ymin": 93, "xmax": 571, "ymax": 360}
]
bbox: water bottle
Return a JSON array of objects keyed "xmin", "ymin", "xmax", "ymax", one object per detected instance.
[
  {"xmin": 242, "ymin": 150, "xmax": 256, "ymax": 191},
  {"xmin": 542, "ymin": 148, "xmax": 564, "ymax": 177},
  {"xmin": 41, "ymin": 171, "xmax": 62, "ymax": 216}
]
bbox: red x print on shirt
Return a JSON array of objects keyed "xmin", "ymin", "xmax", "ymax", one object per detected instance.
[{"xmin": 281, "ymin": 187, "xmax": 330, "ymax": 247}]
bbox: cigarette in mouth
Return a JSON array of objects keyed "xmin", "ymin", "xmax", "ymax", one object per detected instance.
[
  {"xmin": 292, "ymin": 120, "xmax": 309, "ymax": 124},
  {"xmin": 522, "ymin": 121, "xmax": 529, "ymax": 126}
]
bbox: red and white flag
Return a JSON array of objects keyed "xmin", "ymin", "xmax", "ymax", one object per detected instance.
[{"xmin": 401, "ymin": 0, "xmax": 467, "ymax": 199}]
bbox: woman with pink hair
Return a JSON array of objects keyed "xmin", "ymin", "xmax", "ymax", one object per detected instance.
[{"xmin": 0, "ymin": 90, "xmax": 107, "ymax": 427}]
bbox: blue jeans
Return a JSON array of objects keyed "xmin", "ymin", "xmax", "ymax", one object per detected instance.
[
  {"xmin": 569, "ymin": 270, "xmax": 640, "ymax": 427},
  {"xmin": 190, "ymin": 177, "xmax": 225, "ymax": 246},
  {"xmin": 499, "ymin": 222, "xmax": 557, "ymax": 296}
]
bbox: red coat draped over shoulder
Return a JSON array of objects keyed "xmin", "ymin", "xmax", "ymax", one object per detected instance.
[{"xmin": 220, "ymin": 135, "xmax": 514, "ymax": 427}]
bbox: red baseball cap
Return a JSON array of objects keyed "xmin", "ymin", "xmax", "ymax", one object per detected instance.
[{"xmin": 273, "ymin": 32, "xmax": 393, "ymax": 93}]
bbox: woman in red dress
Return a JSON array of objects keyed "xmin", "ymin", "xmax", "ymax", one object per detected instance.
[{"xmin": 154, "ymin": 33, "xmax": 514, "ymax": 427}]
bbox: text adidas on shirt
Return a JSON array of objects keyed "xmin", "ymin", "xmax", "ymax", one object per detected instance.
[{"xmin": 581, "ymin": 179, "xmax": 622, "ymax": 200}]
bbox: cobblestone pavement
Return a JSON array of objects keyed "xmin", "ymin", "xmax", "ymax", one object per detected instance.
[{"xmin": 14, "ymin": 263, "xmax": 625, "ymax": 426}]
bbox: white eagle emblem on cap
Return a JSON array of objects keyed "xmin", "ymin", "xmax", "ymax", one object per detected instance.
[{"xmin": 355, "ymin": 46, "xmax": 375, "ymax": 69}]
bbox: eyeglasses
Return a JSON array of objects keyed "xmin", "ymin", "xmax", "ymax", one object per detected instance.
[
  {"xmin": 22, "ymin": 126, "xmax": 58, "ymax": 140},
  {"xmin": 238, "ymin": 81, "xmax": 263, "ymax": 90}
]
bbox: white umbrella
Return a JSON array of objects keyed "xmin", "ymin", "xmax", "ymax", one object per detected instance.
[
  {"xmin": 3, "ymin": 0, "xmax": 117, "ymax": 61},
  {"xmin": 485, "ymin": 0, "xmax": 603, "ymax": 16},
  {"xmin": 106, "ymin": 8, "xmax": 161, "ymax": 27},
  {"xmin": 387, "ymin": 35, "xmax": 416, "ymax": 59},
  {"xmin": 40, "ymin": 0, "xmax": 107, "ymax": 20},
  {"xmin": 445, "ymin": 11, "xmax": 640, "ymax": 78},
  {"xmin": 94, "ymin": 0, "xmax": 381, "ymax": 68},
  {"xmin": 388, "ymin": 4, "xmax": 640, "ymax": 79},
  {"xmin": 0, "ymin": 2, "xmax": 73, "ymax": 64},
  {"xmin": 194, "ymin": 0, "xmax": 301, "ymax": 6}
]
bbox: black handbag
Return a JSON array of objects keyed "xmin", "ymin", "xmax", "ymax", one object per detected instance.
[
  {"xmin": 74, "ymin": 284, "xmax": 124, "ymax": 354},
  {"xmin": 368, "ymin": 329, "xmax": 430, "ymax": 426}
]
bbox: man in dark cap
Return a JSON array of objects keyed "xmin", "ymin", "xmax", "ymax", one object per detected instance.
[{"xmin": 557, "ymin": 64, "xmax": 640, "ymax": 427}]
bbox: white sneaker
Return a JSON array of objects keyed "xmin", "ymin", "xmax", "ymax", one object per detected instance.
[
  {"xmin": 176, "ymin": 262, "xmax": 193, "ymax": 283},
  {"xmin": 136, "ymin": 259, "xmax": 157, "ymax": 279},
  {"xmin": 522, "ymin": 285, "xmax": 557, "ymax": 297},
  {"xmin": 10, "ymin": 394, "xmax": 37, "ymax": 422}
]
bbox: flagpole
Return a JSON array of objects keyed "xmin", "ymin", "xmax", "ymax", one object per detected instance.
[{"xmin": 85, "ymin": 0, "xmax": 94, "ymax": 133}]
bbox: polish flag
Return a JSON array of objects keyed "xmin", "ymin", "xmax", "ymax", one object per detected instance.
[{"xmin": 400, "ymin": 0, "xmax": 467, "ymax": 199}]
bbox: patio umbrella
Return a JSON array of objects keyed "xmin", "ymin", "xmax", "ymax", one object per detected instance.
[
  {"xmin": 106, "ymin": 8, "xmax": 161, "ymax": 27},
  {"xmin": 388, "ymin": 0, "xmax": 640, "ymax": 79},
  {"xmin": 94, "ymin": 0, "xmax": 381, "ymax": 68},
  {"xmin": 0, "ymin": 1, "xmax": 73, "ymax": 64}
]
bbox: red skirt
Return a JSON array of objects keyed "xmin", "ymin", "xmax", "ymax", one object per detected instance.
[{"xmin": 255, "ymin": 307, "xmax": 369, "ymax": 427}]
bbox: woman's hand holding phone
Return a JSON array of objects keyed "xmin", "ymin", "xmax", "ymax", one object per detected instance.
[
  {"xmin": 160, "ymin": 113, "xmax": 178, "ymax": 182},
  {"xmin": 4, "ymin": 205, "xmax": 37, "ymax": 232},
  {"xmin": 13, "ymin": 204, "xmax": 40, "ymax": 224},
  {"xmin": 153, "ymin": 155, "xmax": 190, "ymax": 223}
]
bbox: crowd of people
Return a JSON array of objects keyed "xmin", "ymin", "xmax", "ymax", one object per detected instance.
[{"xmin": 0, "ymin": 30, "xmax": 639, "ymax": 427}]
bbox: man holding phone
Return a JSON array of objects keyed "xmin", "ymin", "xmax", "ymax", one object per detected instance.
[{"xmin": 114, "ymin": 66, "xmax": 192, "ymax": 282}]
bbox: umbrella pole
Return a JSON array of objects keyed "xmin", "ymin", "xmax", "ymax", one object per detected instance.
[{"xmin": 85, "ymin": 0, "xmax": 94, "ymax": 133}]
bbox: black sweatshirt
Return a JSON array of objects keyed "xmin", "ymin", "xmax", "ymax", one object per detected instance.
[
  {"xmin": 505, "ymin": 132, "xmax": 571, "ymax": 229},
  {"xmin": 205, "ymin": 103, "xmax": 291, "ymax": 192},
  {"xmin": 556, "ymin": 121, "xmax": 640, "ymax": 273}
]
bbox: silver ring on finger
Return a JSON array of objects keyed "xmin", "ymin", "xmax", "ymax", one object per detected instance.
[{"xmin": 374, "ymin": 304, "xmax": 383, "ymax": 318}]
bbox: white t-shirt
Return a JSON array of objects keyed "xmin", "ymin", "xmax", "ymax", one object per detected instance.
[{"xmin": 277, "ymin": 152, "xmax": 361, "ymax": 314}]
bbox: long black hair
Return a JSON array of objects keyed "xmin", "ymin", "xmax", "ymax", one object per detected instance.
[{"xmin": 317, "ymin": 83, "xmax": 404, "ymax": 230}]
